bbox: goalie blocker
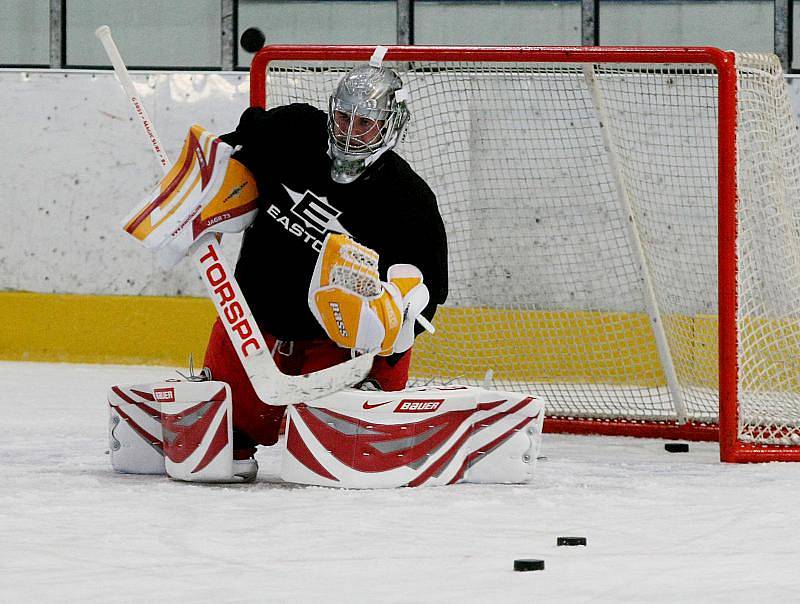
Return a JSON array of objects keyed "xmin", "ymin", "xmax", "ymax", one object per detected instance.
[
  {"xmin": 108, "ymin": 380, "xmax": 544, "ymax": 487},
  {"xmin": 120, "ymin": 124, "xmax": 259, "ymax": 269}
]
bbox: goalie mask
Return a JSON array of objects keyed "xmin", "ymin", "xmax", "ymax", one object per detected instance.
[{"xmin": 328, "ymin": 63, "xmax": 410, "ymax": 184}]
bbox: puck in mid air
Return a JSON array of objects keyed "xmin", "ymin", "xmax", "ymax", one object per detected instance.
[
  {"xmin": 240, "ymin": 27, "xmax": 265, "ymax": 53},
  {"xmin": 557, "ymin": 536, "xmax": 587, "ymax": 546},
  {"xmin": 514, "ymin": 559, "xmax": 545, "ymax": 572},
  {"xmin": 664, "ymin": 442, "xmax": 689, "ymax": 453}
]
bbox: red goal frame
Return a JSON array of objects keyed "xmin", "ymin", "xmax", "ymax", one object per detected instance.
[{"xmin": 250, "ymin": 45, "xmax": 800, "ymax": 463}]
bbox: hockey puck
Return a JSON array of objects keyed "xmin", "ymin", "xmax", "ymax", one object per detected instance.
[
  {"xmin": 514, "ymin": 559, "xmax": 545, "ymax": 572},
  {"xmin": 557, "ymin": 536, "xmax": 587, "ymax": 546},
  {"xmin": 240, "ymin": 27, "xmax": 265, "ymax": 53},
  {"xmin": 665, "ymin": 442, "xmax": 689, "ymax": 453}
]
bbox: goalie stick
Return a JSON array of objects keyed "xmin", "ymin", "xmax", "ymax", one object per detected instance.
[{"xmin": 95, "ymin": 25, "xmax": 375, "ymax": 402}]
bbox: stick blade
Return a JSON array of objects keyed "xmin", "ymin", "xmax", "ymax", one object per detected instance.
[{"xmin": 247, "ymin": 350, "xmax": 376, "ymax": 403}]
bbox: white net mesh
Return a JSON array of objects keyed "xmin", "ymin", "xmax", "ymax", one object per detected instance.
[
  {"xmin": 735, "ymin": 54, "xmax": 800, "ymax": 445},
  {"xmin": 257, "ymin": 50, "xmax": 800, "ymax": 446}
]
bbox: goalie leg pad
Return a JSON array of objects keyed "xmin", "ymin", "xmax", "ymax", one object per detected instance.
[
  {"xmin": 108, "ymin": 380, "xmax": 256, "ymax": 483},
  {"xmin": 108, "ymin": 385, "xmax": 166, "ymax": 475},
  {"xmin": 280, "ymin": 386, "xmax": 544, "ymax": 488},
  {"xmin": 159, "ymin": 381, "xmax": 253, "ymax": 483}
]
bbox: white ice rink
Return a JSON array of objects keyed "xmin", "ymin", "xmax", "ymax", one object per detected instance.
[{"xmin": 2, "ymin": 360, "xmax": 800, "ymax": 603}]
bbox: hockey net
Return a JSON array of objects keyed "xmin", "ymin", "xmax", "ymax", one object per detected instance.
[{"xmin": 250, "ymin": 46, "xmax": 800, "ymax": 462}]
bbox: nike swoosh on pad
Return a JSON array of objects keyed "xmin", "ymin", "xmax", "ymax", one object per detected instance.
[{"xmin": 362, "ymin": 400, "xmax": 393, "ymax": 410}]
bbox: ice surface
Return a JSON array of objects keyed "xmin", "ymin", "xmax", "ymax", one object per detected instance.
[{"xmin": 2, "ymin": 361, "xmax": 800, "ymax": 602}]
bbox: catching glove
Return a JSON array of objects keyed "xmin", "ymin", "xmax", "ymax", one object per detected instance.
[{"xmin": 308, "ymin": 234, "xmax": 429, "ymax": 356}]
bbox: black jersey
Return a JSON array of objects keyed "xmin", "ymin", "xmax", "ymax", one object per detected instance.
[{"xmin": 221, "ymin": 103, "xmax": 448, "ymax": 342}]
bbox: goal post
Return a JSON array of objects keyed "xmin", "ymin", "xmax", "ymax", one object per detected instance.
[{"xmin": 250, "ymin": 46, "xmax": 800, "ymax": 463}]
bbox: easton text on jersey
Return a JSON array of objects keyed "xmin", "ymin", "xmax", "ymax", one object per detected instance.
[{"xmin": 265, "ymin": 184, "xmax": 349, "ymax": 253}]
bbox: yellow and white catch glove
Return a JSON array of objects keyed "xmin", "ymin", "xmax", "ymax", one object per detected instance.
[{"xmin": 308, "ymin": 234, "xmax": 430, "ymax": 356}]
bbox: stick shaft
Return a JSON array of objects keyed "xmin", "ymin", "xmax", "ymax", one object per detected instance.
[
  {"xmin": 95, "ymin": 27, "xmax": 258, "ymax": 380},
  {"xmin": 96, "ymin": 27, "xmax": 374, "ymax": 400},
  {"xmin": 95, "ymin": 25, "xmax": 170, "ymax": 172}
]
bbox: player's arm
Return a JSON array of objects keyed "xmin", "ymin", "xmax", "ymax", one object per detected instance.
[{"xmin": 219, "ymin": 104, "xmax": 327, "ymax": 157}]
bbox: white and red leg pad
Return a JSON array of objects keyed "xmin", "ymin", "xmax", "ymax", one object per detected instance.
[
  {"xmin": 108, "ymin": 384, "xmax": 166, "ymax": 475},
  {"xmin": 108, "ymin": 381, "xmax": 243, "ymax": 482},
  {"xmin": 280, "ymin": 386, "xmax": 545, "ymax": 488}
]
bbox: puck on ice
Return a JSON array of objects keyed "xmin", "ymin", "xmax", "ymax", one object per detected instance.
[
  {"xmin": 514, "ymin": 559, "xmax": 545, "ymax": 572},
  {"xmin": 665, "ymin": 442, "xmax": 689, "ymax": 453},
  {"xmin": 557, "ymin": 536, "xmax": 587, "ymax": 546},
  {"xmin": 240, "ymin": 27, "xmax": 265, "ymax": 52}
]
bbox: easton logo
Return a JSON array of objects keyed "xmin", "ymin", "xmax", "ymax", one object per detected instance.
[
  {"xmin": 292, "ymin": 191, "xmax": 342, "ymax": 233},
  {"xmin": 282, "ymin": 185, "xmax": 348, "ymax": 235},
  {"xmin": 266, "ymin": 186, "xmax": 350, "ymax": 254},
  {"xmin": 153, "ymin": 388, "xmax": 175, "ymax": 403},
  {"xmin": 394, "ymin": 399, "xmax": 444, "ymax": 413}
]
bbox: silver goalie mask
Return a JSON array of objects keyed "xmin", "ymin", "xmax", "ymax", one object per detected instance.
[{"xmin": 327, "ymin": 64, "xmax": 410, "ymax": 184}]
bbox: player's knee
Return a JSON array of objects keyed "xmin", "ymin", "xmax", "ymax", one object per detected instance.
[{"xmin": 367, "ymin": 350, "xmax": 412, "ymax": 391}]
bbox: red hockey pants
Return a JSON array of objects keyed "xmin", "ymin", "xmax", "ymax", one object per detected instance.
[{"xmin": 203, "ymin": 318, "xmax": 412, "ymax": 455}]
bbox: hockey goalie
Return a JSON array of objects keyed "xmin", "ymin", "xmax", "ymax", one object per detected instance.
[{"xmin": 108, "ymin": 48, "xmax": 545, "ymax": 487}]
